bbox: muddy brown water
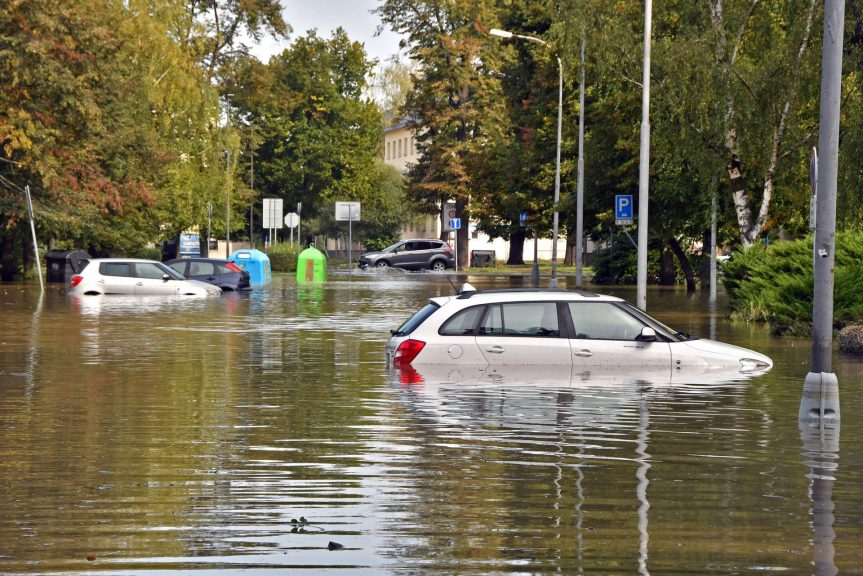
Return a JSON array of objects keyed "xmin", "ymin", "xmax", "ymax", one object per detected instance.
[{"xmin": 1, "ymin": 273, "xmax": 861, "ymax": 574}]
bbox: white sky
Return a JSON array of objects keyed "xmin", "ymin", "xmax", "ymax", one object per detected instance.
[{"xmin": 248, "ymin": 0, "xmax": 405, "ymax": 65}]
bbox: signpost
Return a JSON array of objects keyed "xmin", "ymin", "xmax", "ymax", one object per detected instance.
[
  {"xmin": 450, "ymin": 217, "xmax": 461, "ymax": 273},
  {"xmin": 335, "ymin": 201, "xmax": 361, "ymax": 274},
  {"xmin": 284, "ymin": 212, "xmax": 299, "ymax": 246},
  {"xmin": 615, "ymin": 194, "xmax": 634, "ymax": 226},
  {"xmin": 263, "ymin": 198, "xmax": 283, "ymax": 247},
  {"xmin": 443, "ymin": 203, "xmax": 457, "ymax": 231}
]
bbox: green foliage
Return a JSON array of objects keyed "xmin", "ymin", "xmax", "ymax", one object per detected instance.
[
  {"xmin": 267, "ymin": 242, "xmax": 299, "ymax": 273},
  {"xmin": 363, "ymin": 234, "xmax": 401, "ymax": 252},
  {"xmin": 722, "ymin": 233, "xmax": 863, "ymax": 335}
]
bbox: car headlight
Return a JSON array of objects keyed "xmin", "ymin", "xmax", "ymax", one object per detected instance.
[{"xmin": 207, "ymin": 288, "xmax": 221, "ymax": 296}]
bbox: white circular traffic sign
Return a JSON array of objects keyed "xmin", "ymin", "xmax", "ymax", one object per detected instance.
[{"xmin": 284, "ymin": 212, "xmax": 299, "ymax": 228}]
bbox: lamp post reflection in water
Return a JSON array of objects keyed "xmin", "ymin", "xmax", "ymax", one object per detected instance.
[{"xmin": 800, "ymin": 416, "xmax": 839, "ymax": 576}]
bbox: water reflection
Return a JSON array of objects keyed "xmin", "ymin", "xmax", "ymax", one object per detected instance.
[
  {"xmin": 800, "ymin": 417, "xmax": 840, "ymax": 576},
  {"xmin": 2, "ymin": 278, "xmax": 863, "ymax": 574}
]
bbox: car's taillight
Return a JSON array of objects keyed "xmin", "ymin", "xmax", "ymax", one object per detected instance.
[
  {"xmin": 393, "ymin": 339, "xmax": 426, "ymax": 365},
  {"xmin": 444, "ymin": 246, "xmax": 454, "ymax": 253},
  {"xmin": 226, "ymin": 262, "xmax": 243, "ymax": 273},
  {"xmin": 70, "ymin": 275, "xmax": 83, "ymax": 288}
]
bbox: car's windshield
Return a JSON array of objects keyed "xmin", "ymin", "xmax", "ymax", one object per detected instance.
[
  {"xmin": 156, "ymin": 262, "xmax": 186, "ymax": 280},
  {"xmin": 618, "ymin": 301, "xmax": 688, "ymax": 340}
]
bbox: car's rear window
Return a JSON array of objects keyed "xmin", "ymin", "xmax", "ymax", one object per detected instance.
[{"xmin": 393, "ymin": 302, "xmax": 440, "ymax": 336}]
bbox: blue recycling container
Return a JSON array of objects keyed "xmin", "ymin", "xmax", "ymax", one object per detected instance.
[{"xmin": 229, "ymin": 249, "xmax": 271, "ymax": 287}]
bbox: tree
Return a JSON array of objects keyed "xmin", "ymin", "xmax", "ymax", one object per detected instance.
[
  {"xmin": 230, "ymin": 29, "xmax": 384, "ymax": 239},
  {"xmin": 167, "ymin": 0, "xmax": 289, "ymax": 82},
  {"xmin": 376, "ymin": 0, "xmax": 507, "ymax": 269}
]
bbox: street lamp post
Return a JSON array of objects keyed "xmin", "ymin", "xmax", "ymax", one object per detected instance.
[{"xmin": 489, "ymin": 28, "xmax": 563, "ymax": 288}]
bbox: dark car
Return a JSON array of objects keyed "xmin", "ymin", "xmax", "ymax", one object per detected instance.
[
  {"xmin": 358, "ymin": 239, "xmax": 455, "ymax": 271},
  {"xmin": 165, "ymin": 258, "xmax": 251, "ymax": 291}
]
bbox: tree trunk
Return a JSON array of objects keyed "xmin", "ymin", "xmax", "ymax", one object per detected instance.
[
  {"xmin": 455, "ymin": 197, "xmax": 469, "ymax": 269},
  {"xmin": 659, "ymin": 249, "xmax": 676, "ymax": 285},
  {"xmin": 507, "ymin": 227, "xmax": 526, "ymax": 265},
  {"xmin": 669, "ymin": 236, "xmax": 697, "ymax": 292},
  {"xmin": 1, "ymin": 235, "xmax": 15, "ymax": 282},
  {"xmin": 699, "ymin": 228, "xmax": 712, "ymax": 286}
]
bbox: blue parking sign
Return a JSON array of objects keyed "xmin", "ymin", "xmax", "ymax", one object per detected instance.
[
  {"xmin": 615, "ymin": 195, "xmax": 633, "ymax": 225},
  {"xmin": 449, "ymin": 218, "xmax": 461, "ymax": 230}
]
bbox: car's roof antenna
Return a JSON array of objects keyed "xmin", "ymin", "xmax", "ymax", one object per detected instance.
[{"xmin": 446, "ymin": 276, "xmax": 458, "ymax": 294}]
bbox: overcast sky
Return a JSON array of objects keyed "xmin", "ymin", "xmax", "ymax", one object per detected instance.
[{"xmin": 248, "ymin": 0, "xmax": 404, "ymax": 65}]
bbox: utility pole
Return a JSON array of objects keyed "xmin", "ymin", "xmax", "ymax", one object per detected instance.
[
  {"xmin": 636, "ymin": 0, "xmax": 652, "ymax": 311},
  {"xmin": 575, "ymin": 33, "xmax": 586, "ymax": 288},
  {"xmin": 225, "ymin": 150, "xmax": 232, "ymax": 258},
  {"xmin": 801, "ymin": 0, "xmax": 844, "ymax": 424}
]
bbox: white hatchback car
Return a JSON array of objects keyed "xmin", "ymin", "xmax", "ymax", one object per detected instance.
[
  {"xmin": 387, "ymin": 284, "xmax": 772, "ymax": 372},
  {"xmin": 68, "ymin": 258, "xmax": 222, "ymax": 297}
]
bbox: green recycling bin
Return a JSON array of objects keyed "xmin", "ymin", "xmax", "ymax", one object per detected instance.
[{"xmin": 296, "ymin": 246, "xmax": 327, "ymax": 283}]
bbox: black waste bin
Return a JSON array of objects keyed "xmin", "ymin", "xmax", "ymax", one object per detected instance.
[
  {"xmin": 46, "ymin": 250, "xmax": 90, "ymax": 283},
  {"xmin": 471, "ymin": 250, "xmax": 496, "ymax": 268}
]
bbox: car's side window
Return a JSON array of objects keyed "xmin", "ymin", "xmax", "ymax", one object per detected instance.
[
  {"xmin": 100, "ymin": 262, "xmax": 130, "ymax": 277},
  {"xmin": 396, "ymin": 242, "xmax": 411, "ymax": 253},
  {"xmin": 477, "ymin": 302, "xmax": 559, "ymax": 337},
  {"xmin": 440, "ymin": 306, "xmax": 486, "ymax": 336},
  {"xmin": 216, "ymin": 264, "xmax": 232, "ymax": 274},
  {"xmin": 567, "ymin": 302, "xmax": 645, "ymax": 340},
  {"xmin": 134, "ymin": 263, "xmax": 167, "ymax": 280},
  {"xmin": 168, "ymin": 262, "xmax": 186, "ymax": 275},
  {"xmin": 415, "ymin": 241, "xmax": 432, "ymax": 250}
]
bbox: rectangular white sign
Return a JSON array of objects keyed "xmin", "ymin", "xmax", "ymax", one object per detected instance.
[
  {"xmin": 335, "ymin": 201, "xmax": 361, "ymax": 222},
  {"xmin": 263, "ymin": 198, "xmax": 284, "ymax": 229}
]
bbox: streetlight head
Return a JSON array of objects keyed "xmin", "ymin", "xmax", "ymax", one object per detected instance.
[{"xmin": 489, "ymin": 28, "xmax": 513, "ymax": 39}]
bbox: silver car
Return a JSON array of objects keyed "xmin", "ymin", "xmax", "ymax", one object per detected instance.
[
  {"xmin": 68, "ymin": 258, "xmax": 222, "ymax": 297},
  {"xmin": 358, "ymin": 239, "xmax": 455, "ymax": 271},
  {"xmin": 387, "ymin": 283, "xmax": 772, "ymax": 372}
]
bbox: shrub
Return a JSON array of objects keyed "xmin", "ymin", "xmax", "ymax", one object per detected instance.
[
  {"xmin": 267, "ymin": 243, "xmax": 299, "ymax": 273},
  {"xmin": 722, "ymin": 232, "xmax": 863, "ymax": 335}
]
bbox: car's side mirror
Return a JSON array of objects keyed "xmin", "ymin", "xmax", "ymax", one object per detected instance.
[
  {"xmin": 636, "ymin": 327, "xmax": 657, "ymax": 342},
  {"xmin": 162, "ymin": 273, "xmax": 171, "ymax": 282}
]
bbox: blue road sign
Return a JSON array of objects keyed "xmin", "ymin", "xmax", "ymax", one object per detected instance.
[
  {"xmin": 615, "ymin": 194, "xmax": 633, "ymax": 225},
  {"xmin": 450, "ymin": 218, "xmax": 462, "ymax": 230}
]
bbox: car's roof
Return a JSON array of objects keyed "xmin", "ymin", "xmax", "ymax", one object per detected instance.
[
  {"xmin": 439, "ymin": 288, "xmax": 623, "ymax": 304},
  {"xmin": 166, "ymin": 257, "xmax": 230, "ymax": 264},
  {"xmin": 86, "ymin": 258, "xmax": 164, "ymax": 263}
]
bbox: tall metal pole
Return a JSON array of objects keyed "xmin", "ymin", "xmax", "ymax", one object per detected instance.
[
  {"xmin": 636, "ymin": 0, "xmax": 653, "ymax": 311},
  {"xmin": 225, "ymin": 150, "xmax": 231, "ymax": 258},
  {"xmin": 24, "ymin": 185, "xmax": 44, "ymax": 294},
  {"xmin": 709, "ymin": 179, "xmax": 718, "ymax": 303},
  {"xmin": 811, "ymin": 0, "xmax": 845, "ymax": 376},
  {"xmin": 249, "ymin": 150, "xmax": 254, "ymax": 247},
  {"xmin": 549, "ymin": 56, "xmax": 563, "ymax": 289},
  {"xmin": 575, "ymin": 34, "xmax": 586, "ymax": 288}
]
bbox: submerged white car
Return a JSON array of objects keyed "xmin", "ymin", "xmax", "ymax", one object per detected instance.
[
  {"xmin": 68, "ymin": 258, "xmax": 222, "ymax": 297},
  {"xmin": 387, "ymin": 284, "xmax": 772, "ymax": 373}
]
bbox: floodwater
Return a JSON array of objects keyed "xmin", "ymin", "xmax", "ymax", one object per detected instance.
[{"xmin": 1, "ymin": 272, "xmax": 861, "ymax": 575}]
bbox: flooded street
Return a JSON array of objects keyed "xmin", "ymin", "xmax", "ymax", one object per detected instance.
[{"xmin": 1, "ymin": 273, "xmax": 862, "ymax": 575}]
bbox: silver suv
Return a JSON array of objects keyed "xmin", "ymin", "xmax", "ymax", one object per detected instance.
[{"xmin": 358, "ymin": 239, "xmax": 455, "ymax": 271}]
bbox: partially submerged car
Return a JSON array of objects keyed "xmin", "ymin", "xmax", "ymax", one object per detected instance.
[
  {"xmin": 69, "ymin": 258, "xmax": 222, "ymax": 297},
  {"xmin": 165, "ymin": 257, "xmax": 251, "ymax": 292},
  {"xmin": 387, "ymin": 284, "xmax": 772, "ymax": 373}
]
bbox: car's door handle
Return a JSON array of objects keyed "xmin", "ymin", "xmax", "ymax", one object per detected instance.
[
  {"xmin": 574, "ymin": 349, "xmax": 593, "ymax": 357},
  {"xmin": 136, "ymin": 281, "xmax": 143, "ymax": 286},
  {"xmin": 486, "ymin": 345, "xmax": 505, "ymax": 354},
  {"xmin": 207, "ymin": 276, "xmax": 216, "ymax": 281}
]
